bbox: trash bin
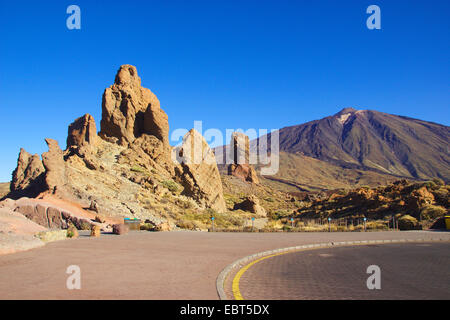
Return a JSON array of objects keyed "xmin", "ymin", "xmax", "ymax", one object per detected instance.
[
  {"xmin": 124, "ymin": 218, "xmax": 141, "ymax": 231},
  {"xmin": 445, "ymin": 216, "xmax": 450, "ymax": 230}
]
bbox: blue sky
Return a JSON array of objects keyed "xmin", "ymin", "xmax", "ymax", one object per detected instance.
[{"xmin": 0, "ymin": 0, "xmax": 449, "ymax": 182}]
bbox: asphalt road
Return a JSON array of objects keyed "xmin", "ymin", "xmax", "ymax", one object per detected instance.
[
  {"xmin": 0, "ymin": 231, "xmax": 448, "ymax": 299},
  {"xmin": 236, "ymin": 243, "xmax": 450, "ymax": 300}
]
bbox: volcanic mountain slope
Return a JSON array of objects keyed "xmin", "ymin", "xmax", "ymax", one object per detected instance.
[{"xmin": 249, "ymin": 108, "xmax": 450, "ymax": 191}]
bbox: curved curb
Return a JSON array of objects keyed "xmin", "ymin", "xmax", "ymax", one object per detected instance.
[{"xmin": 216, "ymin": 237, "xmax": 449, "ymax": 300}]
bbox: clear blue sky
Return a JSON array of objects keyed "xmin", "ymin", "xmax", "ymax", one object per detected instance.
[{"xmin": 0, "ymin": 0, "xmax": 449, "ymax": 182}]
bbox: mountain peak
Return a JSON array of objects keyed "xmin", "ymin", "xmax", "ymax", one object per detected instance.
[
  {"xmin": 334, "ymin": 107, "xmax": 358, "ymax": 116},
  {"xmin": 275, "ymin": 108, "xmax": 450, "ymax": 182},
  {"xmin": 334, "ymin": 108, "xmax": 359, "ymax": 124}
]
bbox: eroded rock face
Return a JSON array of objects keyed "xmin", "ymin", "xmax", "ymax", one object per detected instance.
[
  {"xmin": 9, "ymin": 198, "xmax": 111, "ymax": 231},
  {"xmin": 42, "ymin": 139, "xmax": 67, "ymax": 195},
  {"xmin": 119, "ymin": 134, "xmax": 174, "ymax": 177},
  {"xmin": 232, "ymin": 132, "xmax": 250, "ymax": 164},
  {"xmin": 144, "ymin": 104, "xmax": 169, "ymax": 149},
  {"xmin": 175, "ymin": 129, "xmax": 226, "ymax": 213},
  {"xmin": 100, "ymin": 65, "xmax": 166, "ymax": 145},
  {"xmin": 228, "ymin": 132, "xmax": 259, "ymax": 184},
  {"xmin": 234, "ymin": 195, "xmax": 267, "ymax": 217},
  {"xmin": 228, "ymin": 164, "xmax": 259, "ymax": 184},
  {"xmin": 10, "ymin": 149, "xmax": 45, "ymax": 197},
  {"xmin": 67, "ymin": 114, "xmax": 98, "ymax": 149}
]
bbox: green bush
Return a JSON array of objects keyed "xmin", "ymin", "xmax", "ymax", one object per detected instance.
[
  {"xmin": 273, "ymin": 209, "xmax": 291, "ymax": 219},
  {"xmin": 131, "ymin": 165, "xmax": 147, "ymax": 174},
  {"xmin": 423, "ymin": 181, "xmax": 437, "ymax": 189},
  {"xmin": 140, "ymin": 222, "xmax": 156, "ymax": 231},
  {"xmin": 420, "ymin": 205, "xmax": 447, "ymax": 220},
  {"xmin": 398, "ymin": 215, "xmax": 421, "ymax": 230},
  {"xmin": 432, "ymin": 178, "xmax": 445, "ymax": 186},
  {"xmin": 161, "ymin": 180, "xmax": 179, "ymax": 192}
]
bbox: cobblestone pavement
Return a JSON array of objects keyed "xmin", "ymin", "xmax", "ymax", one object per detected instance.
[
  {"xmin": 234, "ymin": 242, "xmax": 450, "ymax": 300},
  {"xmin": 0, "ymin": 230, "xmax": 449, "ymax": 299}
]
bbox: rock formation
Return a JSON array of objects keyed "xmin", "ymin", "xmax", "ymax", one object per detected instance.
[
  {"xmin": 2, "ymin": 197, "xmax": 111, "ymax": 231},
  {"xmin": 175, "ymin": 129, "xmax": 227, "ymax": 213},
  {"xmin": 144, "ymin": 104, "xmax": 170, "ymax": 149},
  {"xmin": 67, "ymin": 114, "xmax": 98, "ymax": 149},
  {"xmin": 100, "ymin": 64, "xmax": 167, "ymax": 146},
  {"xmin": 41, "ymin": 139, "xmax": 67, "ymax": 195},
  {"xmin": 119, "ymin": 134, "xmax": 174, "ymax": 177},
  {"xmin": 234, "ymin": 195, "xmax": 267, "ymax": 217},
  {"xmin": 228, "ymin": 132, "xmax": 259, "ymax": 184},
  {"xmin": 10, "ymin": 149, "xmax": 45, "ymax": 197},
  {"xmin": 10, "ymin": 138, "xmax": 69, "ymax": 198},
  {"xmin": 295, "ymin": 180, "xmax": 448, "ymax": 223},
  {"xmin": 8, "ymin": 64, "xmax": 228, "ymax": 230}
]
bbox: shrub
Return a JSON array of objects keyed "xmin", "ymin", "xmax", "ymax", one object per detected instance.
[
  {"xmin": 66, "ymin": 223, "xmax": 79, "ymax": 238},
  {"xmin": 432, "ymin": 178, "xmax": 445, "ymax": 186},
  {"xmin": 366, "ymin": 221, "xmax": 389, "ymax": 230},
  {"xmin": 161, "ymin": 180, "xmax": 179, "ymax": 192},
  {"xmin": 140, "ymin": 222, "xmax": 156, "ymax": 231},
  {"xmin": 420, "ymin": 205, "xmax": 447, "ymax": 220},
  {"xmin": 177, "ymin": 219, "xmax": 196, "ymax": 230},
  {"xmin": 273, "ymin": 210, "xmax": 290, "ymax": 219},
  {"xmin": 130, "ymin": 165, "xmax": 147, "ymax": 174},
  {"xmin": 398, "ymin": 215, "xmax": 421, "ymax": 230},
  {"xmin": 422, "ymin": 181, "xmax": 437, "ymax": 190},
  {"xmin": 79, "ymin": 220, "xmax": 92, "ymax": 230}
]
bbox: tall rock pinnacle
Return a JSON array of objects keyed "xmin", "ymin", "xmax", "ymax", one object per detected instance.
[{"xmin": 100, "ymin": 64, "xmax": 169, "ymax": 148}]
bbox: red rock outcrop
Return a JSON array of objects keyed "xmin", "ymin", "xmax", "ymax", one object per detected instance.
[
  {"xmin": 42, "ymin": 138, "xmax": 67, "ymax": 195},
  {"xmin": 8, "ymin": 64, "xmax": 228, "ymax": 230},
  {"xmin": 144, "ymin": 104, "xmax": 170, "ymax": 149},
  {"xmin": 10, "ymin": 149, "xmax": 45, "ymax": 197},
  {"xmin": 119, "ymin": 134, "xmax": 174, "ymax": 176},
  {"xmin": 100, "ymin": 64, "xmax": 167, "ymax": 146},
  {"xmin": 234, "ymin": 195, "xmax": 267, "ymax": 217},
  {"xmin": 67, "ymin": 113, "xmax": 98, "ymax": 149},
  {"xmin": 227, "ymin": 132, "xmax": 259, "ymax": 184},
  {"xmin": 6, "ymin": 197, "xmax": 111, "ymax": 231}
]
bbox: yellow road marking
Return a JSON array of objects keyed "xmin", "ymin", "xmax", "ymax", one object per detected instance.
[
  {"xmin": 230, "ymin": 240, "xmax": 450, "ymax": 300},
  {"xmin": 232, "ymin": 251, "xmax": 290, "ymax": 300}
]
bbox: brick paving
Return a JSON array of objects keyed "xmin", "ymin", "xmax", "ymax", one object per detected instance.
[
  {"xmin": 0, "ymin": 230, "xmax": 448, "ymax": 299},
  {"xmin": 234, "ymin": 243, "xmax": 450, "ymax": 300}
]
